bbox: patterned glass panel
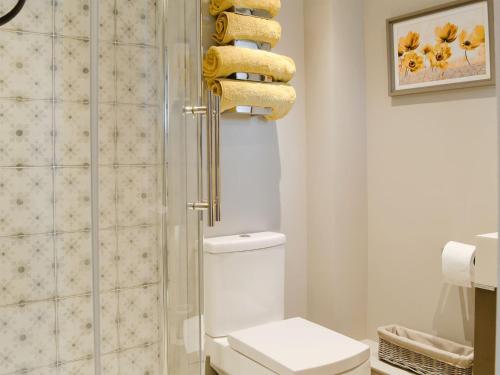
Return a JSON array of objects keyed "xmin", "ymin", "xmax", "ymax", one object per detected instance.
[{"xmin": 0, "ymin": 1, "xmax": 166, "ymax": 374}]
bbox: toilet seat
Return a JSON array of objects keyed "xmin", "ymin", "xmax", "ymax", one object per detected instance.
[{"xmin": 206, "ymin": 318, "xmax": 370, "ymax": 375}]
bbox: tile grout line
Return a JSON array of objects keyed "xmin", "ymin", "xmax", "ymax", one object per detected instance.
[
  {"xmin": 0, "ymin": 95, "xmax": 160, "ymax": 108},
  {"xmin": 0, "ymin": 222, "xmax": 158, "ymax": 239},
  {"xmin": 0, "ymin": 282, "xmax": 160, "ymax": 310},
  {"xmin": 0, "ymin": 97, "xmax": 160, "ymax": 110},
  {"xmin": 0, "ymin": 341, "xmax": 159, "ymax": 375},
  {"xmin": 0, "ymin": 27, "xmax": 158, "ymax": 49},
  {"xmin": 0, "ymin": 163, "xmax": 161, "ymax": 169},
  {"xmin": 90, "ymin": 0, "xmax": 102, "ymax": 374}
]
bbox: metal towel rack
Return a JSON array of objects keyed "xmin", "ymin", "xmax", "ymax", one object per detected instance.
[
  {"xmin": 228, "ymin": 7, "xmax": 274, "ymax": 116},
  {"xmin": 0, "ymin": 0, "xmax": 26, "ymax": 27},
  {"xmin": 229, "ymin": 40, "xmax": 273, "ymax": 116},
  {"xmin": 187, "ymin": 5, "xmax": 277, "ymax": 226}
]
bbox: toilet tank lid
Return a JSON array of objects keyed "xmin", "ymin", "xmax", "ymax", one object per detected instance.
[{"xmin": 204, "ymin": 232, "xmax": 286, "ymax": 254}]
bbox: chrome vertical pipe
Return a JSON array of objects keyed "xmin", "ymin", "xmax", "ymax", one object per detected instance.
[
  {"xmin": 206, "ymin": 92, "xmax": 215, "ymax": 227},
  {"xmin": 214, "ymin": 95, "xmax": 221, "ymax": 222}
]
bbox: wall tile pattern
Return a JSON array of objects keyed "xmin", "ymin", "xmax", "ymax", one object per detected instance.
[{"xmin": 0, "ymin": 1, "xmax": 162, "ymax": 374}]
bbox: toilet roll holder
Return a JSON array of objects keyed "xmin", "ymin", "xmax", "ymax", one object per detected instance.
[{"xmin": 442, "ymin": 238, "xmax": 498, "ymax": 292}]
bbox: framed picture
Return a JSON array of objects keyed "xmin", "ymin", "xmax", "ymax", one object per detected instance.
[{"xmin": 387, "ymin": 0, "xmax": 495, "ymax": 96}]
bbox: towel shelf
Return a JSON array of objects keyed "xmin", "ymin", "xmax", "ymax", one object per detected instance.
[
  {"xmin": 232, "ymin": 39, "xmax": 271, "ymax": 51},
  {"xmin": 208, "ymin": 71, "xmax": 274, "ymax": 118},
  {"xmin": 230, "ymin": 72, "xmax": 273, "ymax": 83},
  {"xmin": 232, "ymin": 7, "xmax": 272, "ymax": 19},
  {"xmin": 231, "ymin": 106, "xmax": 273, "ymax": 116},
  {"xmin": 208, "ymin": 9, "xmax": 276, "ymax": 117},
  {"xmin": 228, "ymin": 39, "xmax": 274, "ymax": 115}
]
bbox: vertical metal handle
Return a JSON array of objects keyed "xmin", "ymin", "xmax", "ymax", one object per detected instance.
[
  {"xmin": 187, "ymin": 92, "xmax": 221, "ymax": 226},
  {"xmin": 186, "ymin": 92, "xmax": 221, "ymax": 226},
  {"xmin": 214, "ymin": 94, "xmax": 221, "ymax": 222},
  {"xmin": 205, "ymin": 91, "xmax": 221, "ymax": 227},
  {"xmin": 206, "ymin": 92, "xmax": 215, "ymax": 227}
]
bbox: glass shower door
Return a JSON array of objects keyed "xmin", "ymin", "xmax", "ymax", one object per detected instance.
[
  {"xmin": 164, "ymin": 0, "xmax": 205, "ymax": 374},
  {"xmin": 96, "ymin": 0, "xmax": 167, "ymax": 373},
  {"xmin": 0, "ymin": 1, "xmax": 171, "ymax": 375}
]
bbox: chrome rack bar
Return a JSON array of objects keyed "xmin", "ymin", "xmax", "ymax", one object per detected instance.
[
  {"xmin": 229, "ymin": 40, "xmax": 273, "ymax": 116},
  {"xmin": 214, "ymin": 93, "xmax": 221, "ymax": 222},
  {"xmin": 232, "ymin": 7, "xmax": 272, "ymax": 19},
  {"xmin": 207, "ymin": 91, "xmax": 215, "ymax": 226}
]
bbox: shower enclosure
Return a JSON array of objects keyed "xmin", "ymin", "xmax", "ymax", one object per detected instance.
[{"xmin": 0, "ymin": 1, "xmax": 204, "ymax": 374}]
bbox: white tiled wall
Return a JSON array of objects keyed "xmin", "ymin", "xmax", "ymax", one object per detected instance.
[{"xmin": 0, "ymin": 1, "xmax": 163, "ymax": 374}]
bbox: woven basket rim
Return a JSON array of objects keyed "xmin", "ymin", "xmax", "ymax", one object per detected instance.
[
  {"xmin": 378, "ymin": 325, "xmax": 473, "ymax": 368},
  {"xmin": 379, "ymin": 337, "xmax": 473, "ymax": 374}
]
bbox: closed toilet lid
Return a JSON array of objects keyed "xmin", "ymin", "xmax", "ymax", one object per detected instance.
[{"xmin": 227, "ymin": 318, "xmax": 370, "ymax": 375}]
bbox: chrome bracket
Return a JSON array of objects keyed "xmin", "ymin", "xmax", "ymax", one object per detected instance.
[
  {"xmin": 187, "ymin": 202, "xmax": 209, "ymax": 211},
  {"xmin": 184, "ymin": 106, "xmax": 207, "ymax": 115}
]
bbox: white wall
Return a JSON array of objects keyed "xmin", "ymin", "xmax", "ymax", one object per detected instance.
[
  {"xmin": 304, "ymin": 0, "xmax": 497, "ymax": 346},
  {"xmin": 305, "ymin": 0, "xmax": 368, "ymax": 339},
  {"xmin": 204, "ymin": 0, "xmax": 308, "ymax": 318},
  {"xmin": 365, "ymin": 0, "xmax": 498, "ymax": 345},
  {"xmin": 275, "ymin": 0, "xmax": 309, "ymax": 318}
]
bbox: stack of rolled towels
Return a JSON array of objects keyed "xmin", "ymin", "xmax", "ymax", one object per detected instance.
[{"xmin": 204, "ymin": 0, "xmax": 296, "ymax": 120}]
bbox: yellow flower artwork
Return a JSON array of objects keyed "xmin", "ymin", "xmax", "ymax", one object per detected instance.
[
  {"xmin": 422, "ymin": 43, "xmax": 452, "ymax": 70},
  {"xmin": 402, "ymin": 52, "xmax": 424, "ymax": 73},
  {"xmin": 388, "ymin": 1, "xmax": 492, "ymax": 95},
  {"xmin": 435, "ymin": 22, "xmax": 458, "ymax": 43}
]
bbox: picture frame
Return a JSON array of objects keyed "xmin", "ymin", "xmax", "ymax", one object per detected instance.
[{"xmin": 387, "ymin": 0, "xmax": 495, "ymax": 96}]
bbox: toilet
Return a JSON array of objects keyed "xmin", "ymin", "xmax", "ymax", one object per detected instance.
[{"xmin": 204, "ymin": 232, "xmax": 371, "ymax": 375}]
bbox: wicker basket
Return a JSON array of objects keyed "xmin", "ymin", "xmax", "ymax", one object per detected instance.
[{"xmin": 378, "ymin": 325, "xmax": 473, "ymax": 375}]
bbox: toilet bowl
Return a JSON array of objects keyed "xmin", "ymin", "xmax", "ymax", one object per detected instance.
[{"xmin": 204, "ymin": 232, "xmax": 370, "ymax": 375}]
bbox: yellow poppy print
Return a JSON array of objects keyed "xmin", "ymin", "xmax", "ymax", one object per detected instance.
[
  {"xmin": 402, "ymin": 52, "xmax": 424, "ymax": 73},
  {"xmin": 435, "ymin": 22, "xmax": 458, "ymax": 43}
]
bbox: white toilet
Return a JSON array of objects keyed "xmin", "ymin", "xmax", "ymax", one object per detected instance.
[{"xmin": 204, "ymin": 232, "xmax": 370, "ymax": 375}]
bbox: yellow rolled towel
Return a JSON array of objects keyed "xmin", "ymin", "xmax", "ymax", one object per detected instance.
[
  {"xmin": 209, "ymin": 0, "xmax": 281, "ymax": 17},
  {"xmin": 213, "ymin": 12, "xmax": 281, "ymax": 47},
  {"xmin": 209, "ymin": 79, "xmax": 296, "ymax": 120},
  {"xmin": 203, "ymin": 46, "xmax": 295, "ymax": 83}
]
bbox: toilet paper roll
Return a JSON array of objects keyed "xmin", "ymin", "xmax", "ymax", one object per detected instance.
[{"xmin": 442, "ymin": 241, "xmax": 476, "ymax": 288}]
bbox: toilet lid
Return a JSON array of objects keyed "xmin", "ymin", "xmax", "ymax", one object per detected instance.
[{"xmin": 227, "ymin": 318, "xmax": 370, "ymax": 375}]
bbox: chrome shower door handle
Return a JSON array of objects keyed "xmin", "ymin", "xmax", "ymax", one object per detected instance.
[
  {"xmin": 186, "ymin": 92, "xmax": 221, "ymax": 227},
  {"xmin": 214, "ymin": 93, "xmax": 221, "ymax": 222},
  {"xmin": 206, "ymin": 93, "xmax": 215, "ymax": 226},
  {"xmin": 206, "ymin": 91, "xmax": 222, "ymax": 227}
]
